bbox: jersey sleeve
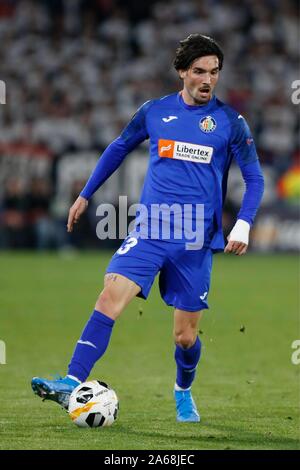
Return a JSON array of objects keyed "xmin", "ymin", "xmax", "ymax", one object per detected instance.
[
  {"xmin": 229, "ymin": 115, "xmax": 258, "ymax": 168},
  {"xmin": 80, "ymin": 101, "xmax": 152, "ymax": 200},
  {"xmin": 229, "ymin": 115, "xmax": 264, "ymax": 225},
  {"xmin": 120, "ymin": 100, "xmax": 152, "ymax": 149},
  {"xmin": 236, "ymin": 160, "xmax": 264, "ymax": 225}
]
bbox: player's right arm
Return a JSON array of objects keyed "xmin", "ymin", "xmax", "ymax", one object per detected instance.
[{"xmin": 67, "ymin": 101, "xmax": 152, "ymax": 232}]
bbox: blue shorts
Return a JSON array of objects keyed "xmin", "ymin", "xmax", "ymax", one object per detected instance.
[{"xmin": 106, "ymin": 236, "xmax": 213, "ymax": 312}]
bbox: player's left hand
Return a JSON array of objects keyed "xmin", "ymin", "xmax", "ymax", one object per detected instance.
[
  {"xmin": 224, "ymin": 219, "xmax": 250, "ymax": 256},
  {"xmin": 224, "ymin": 240, "xmax": 248, "ymax": 255}
]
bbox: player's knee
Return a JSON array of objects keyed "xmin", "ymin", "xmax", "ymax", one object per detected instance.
[
  {"xmin": 95, "ymin": 288, "xmax": 123, "ymax": 319},
  {"xmin": 174, "ymin": 330, "xmax": 197, "ymax": 349}
]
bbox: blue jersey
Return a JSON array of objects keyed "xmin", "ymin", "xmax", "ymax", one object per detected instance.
[{"xmin": 81, "ymin": 92, "xmax": 264, "ymax": 250}]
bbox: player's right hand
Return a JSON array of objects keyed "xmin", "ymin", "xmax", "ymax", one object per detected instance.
[{"xmin": 67, "ymin": 196, "xmax": 88, "ymax": 232}]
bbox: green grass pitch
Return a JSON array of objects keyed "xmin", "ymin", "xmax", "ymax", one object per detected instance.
[{"xmin": 0, "ymin": 251, "xmax": 299, "ymax": 450}]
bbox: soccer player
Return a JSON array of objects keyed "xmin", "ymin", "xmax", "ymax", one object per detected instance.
[{"xmin": 31, "ymin": 34, "xmax": 264, "ymax": 422}]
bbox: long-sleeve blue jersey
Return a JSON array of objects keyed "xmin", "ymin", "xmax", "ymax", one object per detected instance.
[{"xmin": 81, "ymin": 92, "xmax": 264, "ymax": 250}]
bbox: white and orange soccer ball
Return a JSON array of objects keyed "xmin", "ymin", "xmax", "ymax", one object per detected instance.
[{"xmin": 68, "ymin": 380, "xmax": 119, "ymax": 428}]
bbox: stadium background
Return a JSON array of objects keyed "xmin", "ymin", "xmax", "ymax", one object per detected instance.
[
  {"xmin": 0, "ymin": 0, "xmax": 299, "ymax": 251},
  {"xmin": 0, "ymin": 0, "xmax": 299, "ymax": 451}
]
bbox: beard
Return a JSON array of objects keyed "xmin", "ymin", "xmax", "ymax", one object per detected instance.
[{"xmin": 191, "ymin": 87, "xmax": 212, "ymax": 104}]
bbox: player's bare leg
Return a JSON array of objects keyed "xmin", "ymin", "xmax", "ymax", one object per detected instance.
[
  {"xmin": 173, "ymin": 309, "xmax": 202, "ymax": 348},
  {"xmin": 173, "ymin": 309, "xmax": 203, "ymax": 422},
  {"xmin": 31, "ymin": 274, "xmax": 140, "ymax": 408},
  {"xmin": 95, "ymin": 273, "xmax": 141, "ymax": 320}
]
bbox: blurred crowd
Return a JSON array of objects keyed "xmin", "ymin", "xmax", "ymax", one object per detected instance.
[{"xmin": 0, "ymin": 0, "xmax": 299, "ymax": 249}]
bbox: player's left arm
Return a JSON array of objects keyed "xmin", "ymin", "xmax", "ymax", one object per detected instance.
[{"xmin": 224, "ymin": 115, "xmax": 264, "ymax": 255}]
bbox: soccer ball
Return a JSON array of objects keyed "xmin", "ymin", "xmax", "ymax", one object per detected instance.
[{"xmin": 68, "ymin": 380, "xmax": 119, "ymax": 428}]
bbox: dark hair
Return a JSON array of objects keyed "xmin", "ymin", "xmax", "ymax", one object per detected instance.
[{"xmin": 173, "ymin": 34, "xmax": 224, "ymax": 71}]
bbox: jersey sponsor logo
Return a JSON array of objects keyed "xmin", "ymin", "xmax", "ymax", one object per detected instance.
[
  {"xmin": 160, "ymin": 143, "xmax": 173, "ymax": 154},
  {"xmin": 162, "ymin": 115, "xmax": 178, "ymax": 122},
  {"xmin": 158, "ymin": 139, "xmax": 213, "ymax": 163},
  {"xmin": 199, "ymin": 115, "xmax": 217, "ymax": 133}
]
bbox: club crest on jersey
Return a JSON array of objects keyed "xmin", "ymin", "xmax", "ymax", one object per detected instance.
[{"xmin": 199, "ymin": 116, "xmax": 217, "ymax": 133}]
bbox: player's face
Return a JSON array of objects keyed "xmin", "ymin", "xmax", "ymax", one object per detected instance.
[{"xmin": 179, "ymin": 55, "xmax": 220, "ymax": 105}]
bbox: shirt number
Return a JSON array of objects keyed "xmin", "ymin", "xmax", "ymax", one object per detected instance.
[{"xmin": 117, "ymin": 237, "xmax": 138, "ymax": 255}]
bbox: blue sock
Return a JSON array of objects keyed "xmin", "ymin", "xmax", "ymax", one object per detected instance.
[
  {"xmin": 68, "ymin": 310, "xmax": 114, "ymax": 382},
  {"xmin": 175, "ymin": 336, "xmax": 201, "ymax": 389}
]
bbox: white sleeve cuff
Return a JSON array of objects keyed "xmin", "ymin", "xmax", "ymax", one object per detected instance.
[{"xmin": 228, "ymin": 219, "xmax": 250, "ymax": 244}]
